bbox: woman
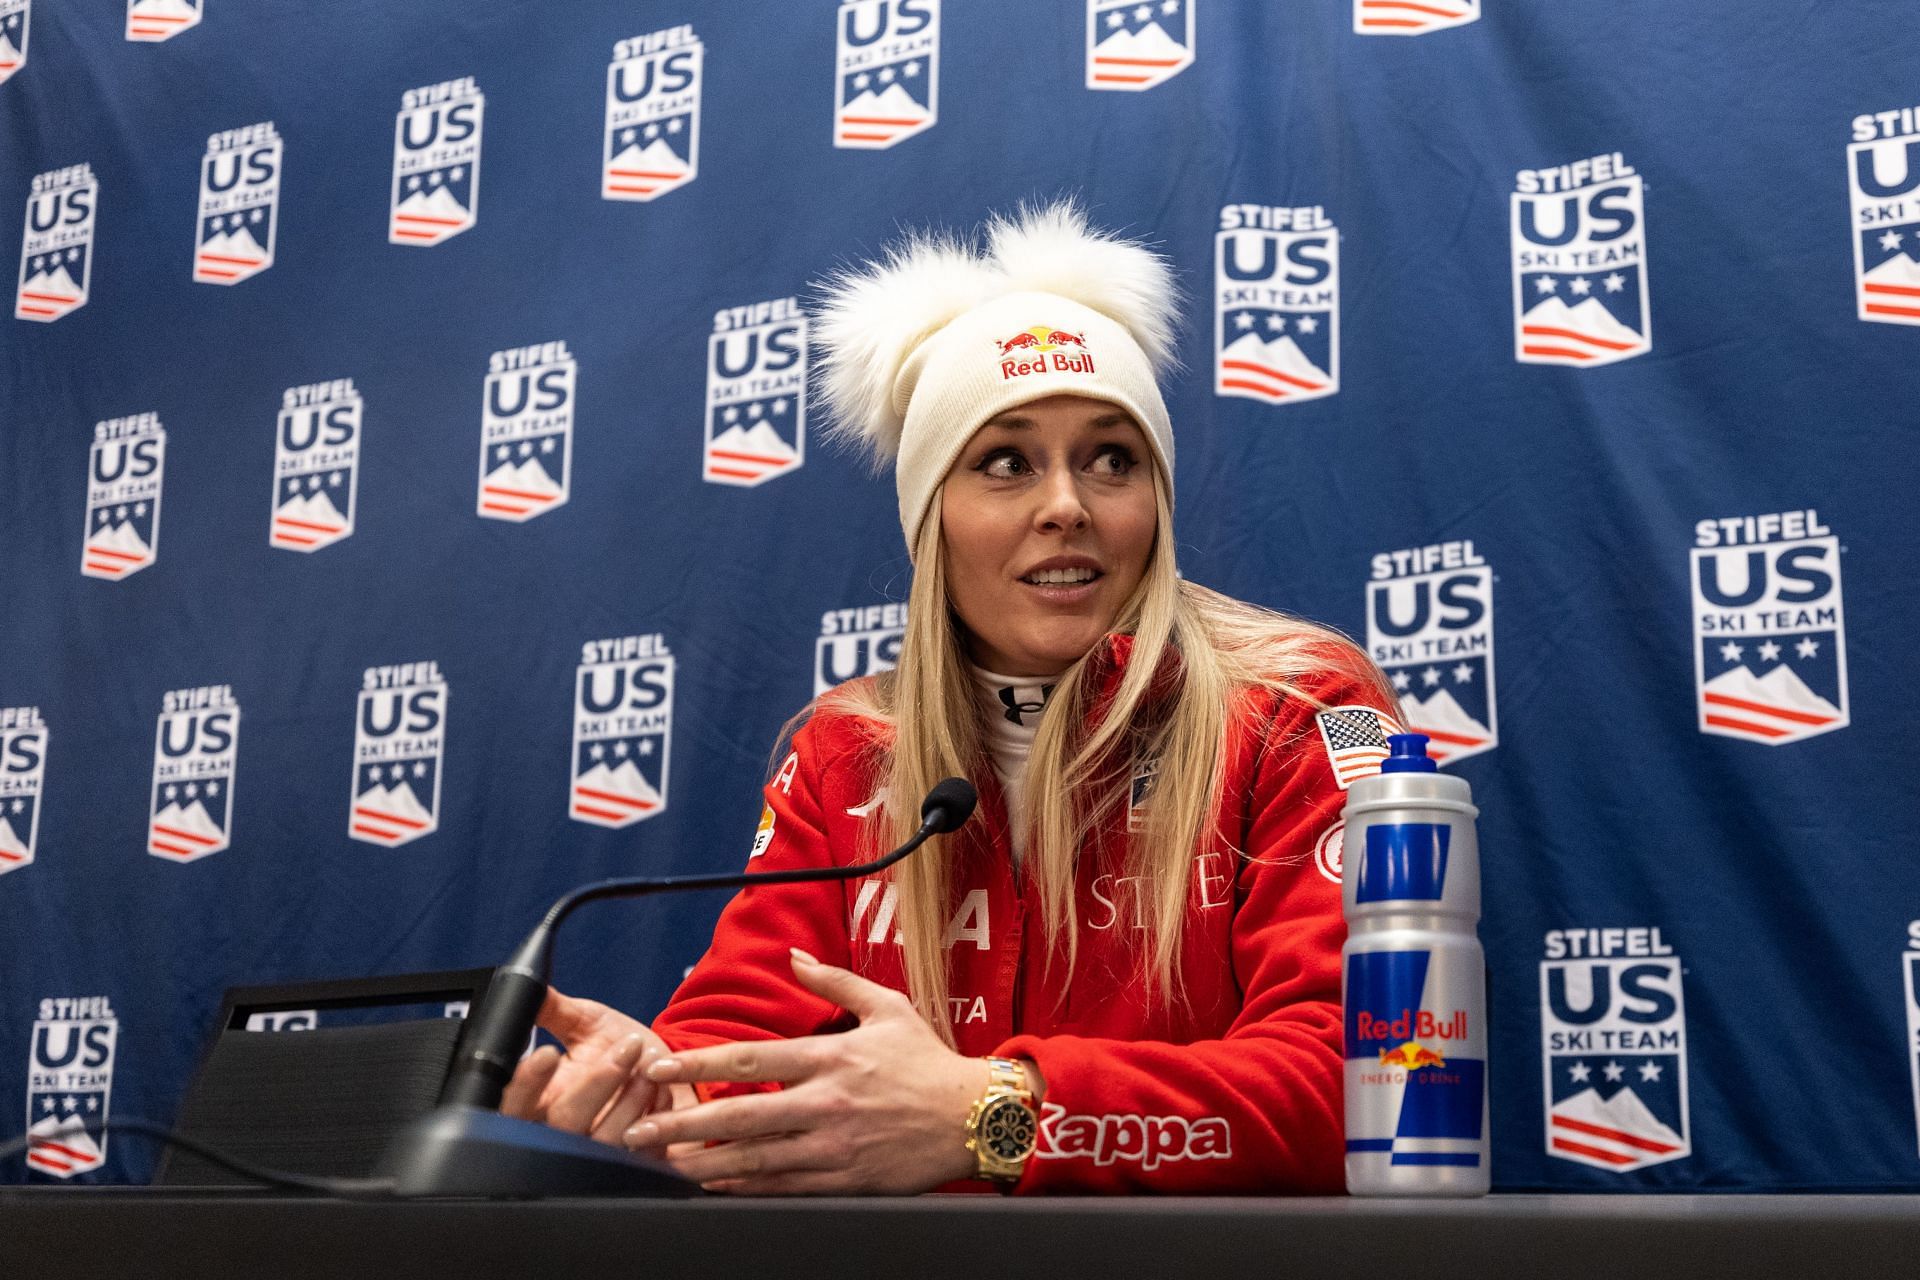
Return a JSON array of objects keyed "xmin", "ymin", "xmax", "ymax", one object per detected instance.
[{"xmin": 503, "ymin": 203, "xmax": 1400, "ymax": 1195}]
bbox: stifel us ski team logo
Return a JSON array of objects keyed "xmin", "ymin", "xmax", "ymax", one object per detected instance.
[
  {"xmin": 351, "ymin": 662, "xmax": 446, "ymax": 847},
  {"xmin": 126, "ymin": 0, "xmax": 198, "ymax": 42},
  {"xmin": 272, "ymin": 378, "xmax": 360, "ymax": 551},
  {"xmin": 1848, "ymin": 105, "xmax": 1920, "ymax": 326},
  {"xmin": 16, "ymin": 163, "xmax": 95, "ymax": 322},
  {"xmin": 149, "ymin": 684, "xmax": 239, "ymax": 861},
  {"xmin": 1692, "ymin": 509, "xmax": 1847, "ymax": 745},
  {"xmin": 194, "ymin": 122, "xmax": 280, "ymax": 285},
  {"xmin": 83, "ymin": 413, "xmax": 165, "ymax": 581},
  {"xmin": 604, "ymin": 25, "xmax": 701, "ymax": 201},
  {"xmin": 572, "ymin": 634, "xmax": 673, "ymax": 827},
  {"xmin": 834, "ymin": 0, "xmax": 938, "ymax": 149},
  {"xmin": 1541, "ymin": 928, "xmax": 1690, "ymax": 1173},
  {"xmin": 1902, "ymin": 920, "xmax": 1920, "ymax": 1156},
  {"xmin": 1511, "ymin": 152, "xmax": 1650, "ymax": 366},
  {"xmin": 706, "ymin": 297, "xmax": 805, "ymax": 486},
  {"xmin": 1354, "ymin": 0, "xmax": 1476, "ymax": 35},
  {"xmin": 26, "ymin": 997, "xmax": 117, "ymax": 1179},
  {"xmin": 480, "ymin": 340, "xmax": 573, "ymax": 521},
  {"xmin": 390, "ymin": 77, "xmax": 482, "ymax": 246},
  {"xmin": 1086, "ymin": 0, "xmax": 1193, "ymax": 91},
  {"xmin": 0, "ymin": 706, "xmax": 47, "ymax": 875},
  {"xmin": 1367, "ymin": 540, "xmax": 1496, "ymax": 764},
  {"xmin": 0, "ymin": 0, "xmax": 30, "ymax": 86},
  {"xmin": 1215, "ymin": 203, "xmax": 1339, "ymax": 405},
  {"xmin": 817, "ymin": 603, "xmax": 906, "ymax": 696}
]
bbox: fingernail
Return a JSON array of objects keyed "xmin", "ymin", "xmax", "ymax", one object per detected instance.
[
  {"xmin": 644, "ymin": 1057, "xmax": 680, "ymax": 1080},
  {"xmin": 613, "ymin": 1034, "xmax": 646, "ymax": 1066},
  {"xmin": 790, "ymin": 947, "xmax": 819, "ymax": 966},
  {"xmin": 625, "ymin": 1120, "xmax": 659, "ymax": 1147}
]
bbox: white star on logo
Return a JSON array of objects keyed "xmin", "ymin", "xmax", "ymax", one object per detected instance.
[
  {"xmin": 134, "ymin": 502, "xmax": 148, "ymax": 516},
  {"xmin": 771, "ymin": 397, "xmax": 789, "ymax": 414},
  {"xmin": 329, "ymin": 470, "xmax": 344, "ymax": 487},
  {"xmin": 165, "ymin": 784, "xmax": 179, "ymax": 801},
  {"xmin": 1451, "ymin": 662, "xmax": 1474, "ymax": 684},
  {"xmin": 645, "ymin": 123, "xmax": 660, "ymax": 140},
  {"xmin": 63, "ymin": 1095, "xmax": 79, "ymax": 1112},
  {"xmin": 250, "ymin": 208, "xmax": 264, "ymax": 223},
  {"xmin": 1719, "ymin": 641, "xmax": 1743, "ymax": 662},
  {"xmin": 1569, "ymin": 277, "xmax": 1592, "ymax": 295},
  {"xmin": 748, "ymin": 401, "xmax": 764, "ymax": 418},
  {"xmin": 450, "ymin": 166, "xmax": 465, "ymax": 181},
  {"xmin": 590, "ymin": 743, "xmax": 605, "ymax": 760},
  {"xmin": 1390, "ymin": 670, "xmax": 1411, "ymax": 691},
  {"xmin": 39, "ymin": 1097, "xmax": 54, "ymax": 1113},
  {"xmin": 518, "ymin": 441, "xmax": 533, "ymax": 457},
  {"xmin": 638, "ymin": 739, "xmax": 655, "ymax": 755},
  {"xmin": 1638, "ymin": 1061, "xmax": 1663, "ymax": 1082},
  {"xmin": 904, "ymin": 60, "xmax": 921, "ymax": 76},
  {"xmin": 1234, "ymin": 312, "xmax": 1255, "ymax": 330},
  {"xmin": 1296, "ymin": 314, "xmax": 1319, "ymax": 334},
  {"xmin": 307, "ymin": 474, "xmax": 322, "ymax": 491},
  {"xmin": 1603, "ymin": 1061, "xmax": 1625, "ymax": 1082},
  {"xmin": 389, "ymin": 764, "xmax": 406, "ymax": 782},
  {"xmin": 413, "ymin": 761, "xmax": 428, "ymax": 778},
  {"xmin": 366, "ymin": 767, "xmax": 381, "ymax": 785},
  {"xmin": 1266, "ymin": 314, "xmax": 1286, "ymax": 332},
  {"xmin": 1163, "ymin": 0, "xmax": 1180, "ymax": 11},
  {"xmin": 667, "ymin": 117, "xmax": 684, "ymax": 134},
  {"xmin": 1603, "ymin": 272, "xmax": 1626, "ymax": 293},
  {"xmin": 115, "ymin": 504, "xmax": 129, "ymax": 519},
  {"xmin": 427, "ymin": 171, "xmax": 443, "ymax": 187},
  {"xmin": 1569, "ymin": 1061, "xmax": 1591, "ymax": 1082},
  {"xmin": 621, "ymin": 129, "xmax": 636, "ymax": 144},
  {"xmin": 1757, "ymin": 640, "xmax": 1781, "ymax": 662},
  {"xmin": 614, "ymin": 740, "xmax": 630, "ymax": 758},
  {"xmin": 878, "ymin": 66, "xmax": 896, "ymax": 84},
  {"xmin": 1534, "ymin": 275, "xmax": 1558, "ymax": 294},
  {"xmin": 287, "ymin": 479, "xmax": 301, "ymax": 497},
  {"xmin": 1421, "ymin": 667, "xmax": 1441, "ymax": 687},
  {"xmin": 540, "ymin": 437, "xmax": 556, "ymax": 454},
  {"xmin": 1796, "ymin": 636, "xmax": 1820, "ymax": 659},
  {"xmin": 854, "ymin": 72, "xmax": 871, "ymax": 90},
  {"xmin": 1881, "ymin": 230, "xmax": 1903, "ymax": 252},
  {"xmin": 407, "ymin": 175, "xmax": 422, "ymax": 191},
  {"xmin": 723, "ymin": 406, "xmax": 739, "ymax": 423},
  {"xmin": 9, "ymin": 799, "xmax": 21, "ymax": 814},
  {"xmin": 206, "ymin": 781, "xmax": 219, "ymax": 796},
  {"xmin": 87, "ymin": 1096, "xmax": 100, "ymax": 1112},
  {"xmin": 1107, "ymin": 10, "xmax": 1124, "ymax": 26},
  {"xmin": 1133, "ymin": 3, "xmax": 1152, "ymax": 20}
]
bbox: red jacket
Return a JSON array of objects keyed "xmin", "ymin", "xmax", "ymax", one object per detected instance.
[{"xmin": 653, "ymin": 635, "xmax": 1397, "ymax": 1194}]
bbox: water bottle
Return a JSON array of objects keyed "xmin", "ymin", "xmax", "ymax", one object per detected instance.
[{"xmin": 1341, "ymin": 733, "xmax": 1489, "ymax": 1196}]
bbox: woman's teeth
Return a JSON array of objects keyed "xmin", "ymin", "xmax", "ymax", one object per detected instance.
[{"xmin": 1024, "ymin": 568, "xmax": 1097, "ymax": 585}]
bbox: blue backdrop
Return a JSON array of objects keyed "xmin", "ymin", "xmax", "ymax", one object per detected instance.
[{"xmin": 3, "ymin": 0, "xmax": 1917, "ymax": 1190}]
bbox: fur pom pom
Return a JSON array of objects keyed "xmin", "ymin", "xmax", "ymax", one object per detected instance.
[{"xmin": 811, "ymin": 201, "xmax": 1182, "ymax": 466}]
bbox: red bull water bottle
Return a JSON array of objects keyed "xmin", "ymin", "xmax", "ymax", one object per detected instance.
[{"xmin": 1342, "ymin": 733, "xmax": 1489, "ymax": 1196}]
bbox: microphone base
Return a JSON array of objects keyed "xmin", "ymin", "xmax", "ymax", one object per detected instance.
[{"xmin": 376, "ymin": 1105, "xmax": 701, "ymax": 1199}]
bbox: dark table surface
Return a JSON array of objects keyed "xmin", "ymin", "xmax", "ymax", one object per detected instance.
[{"xmin": 3, "ymin": 1188, "xmax": 1917, "ymax": 1280}]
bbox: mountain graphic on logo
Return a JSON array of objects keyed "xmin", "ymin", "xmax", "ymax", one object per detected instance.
[
  {"xmin": 709, "ymin": 422, "xmax": 796, "ymax": 461},
  {"xmin": 1701, "ymin": 664, "xmax": 1840, "ymax": 718},
  {"xmin": 358, "ymin": 781, "xmax": 431, "ymax": 821},
  {"xmin": 29, "ymin": 1114, "xmax": 102, "ymax": 1157},
  {"xmin": 22, "ymin": 264, "xmax": 82, "ymax": 296},
  {"xmin": 87, "ymin": 521, "xmax": 152, "ymax": 557},
  {"xmin": 0, "ymin": 817, "xmax": 28, "ymax": 860},
  {"xmin": 1521, "ymin": 295, "xmax": 1643, "ymax": 344},
  {"xmin": 0, "ymin": 31, "xmax": 23, "ymax": 63},
  {"xmin": 1221, "ymin": 331, "xmax": 1332, "ymax": 385},
  {"xmin": 153, "ymin": 799, "xmax": 224, "ymax": 839},
  {"xmin": 1553, "ymin": 1086, "xmax": 1683, "ymax": 1149},
  {"xmin": 1092, "ymin": 23, "xmax": 1186, "ymax": 58},
  {"xmin": 1401, "ymin": 687, "xmax": 1491, "ymax": 741},
  {"xmin": 129, "ymin": 0, "xmax": 198, "ymax": 16},
  {"xmin": 199, "ymin": 224, "xmax": 267, "ymax": 260},
  {"xmin": 276, "ymin": 490, "xmax": 348, "ymax": 526},
  {"xmin": 1863, "ymin": 253, "xmax": 1920, "ymax": 288},
  {"xmin": 841, "ymin": 83, "xmax": 928, "ymax": 120},
  {"xmin": 575, "ymin": 761, "xmax": 662, "ymax": 805},
  {"xmin": 396, "ymin": 186, "xmax": 470, "ymax": 219},
  {"xmin": 608, "ymin": 138, "xmax": 689, "ymax": 174},
  {"xmin": 484, "ymin": 457, "xmax": 562, "ymax": 494}
]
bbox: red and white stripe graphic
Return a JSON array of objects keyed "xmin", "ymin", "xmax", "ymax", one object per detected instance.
[
  {"xmin": 148, "ymin": 822, "xmax": 222, "ymax": 859},
  {"xmin": 270, "ymin": 514, "xmax": 346, "ymax": 549},
  {"xmin": 82, "ymin": 546, "xmax": 149, "ymax": 578},
  {"xmin": 1355, "ymin": 0, "xmax": 1476, "ymax": 33},
  {"xmin": 1549, "ymin": 1111, "xmax": 1683, "ymax": 1168}
]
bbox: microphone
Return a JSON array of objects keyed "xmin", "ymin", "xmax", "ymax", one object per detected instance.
[{"xmin": 379, "ymin": 778, "xmax": 976, "ymax": 1196}]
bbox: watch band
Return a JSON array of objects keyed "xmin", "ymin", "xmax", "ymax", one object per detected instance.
[{"xmin": 965, "ymin": 1056, "xmax": 1039, "ymax": 1186}]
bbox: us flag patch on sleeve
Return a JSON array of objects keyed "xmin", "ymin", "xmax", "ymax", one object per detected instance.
[{"xmin": 1315, "ymin": 706, "xmax": 1398, "ymax": 789}]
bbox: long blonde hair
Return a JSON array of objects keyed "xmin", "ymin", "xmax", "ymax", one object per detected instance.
[{"xmin": 820, "ymin": 477, "xmax": 1396, "ymax": 1041}]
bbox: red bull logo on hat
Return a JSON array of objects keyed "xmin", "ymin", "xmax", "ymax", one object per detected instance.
[{"xmin": 996, "ymin": 325, "xmax": 1097, "ymax": 380}]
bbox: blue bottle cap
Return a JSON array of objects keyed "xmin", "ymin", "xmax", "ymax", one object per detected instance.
[{"xmin": 1380, "ymin": 733, "xmax": 1437, "ymax": 773}]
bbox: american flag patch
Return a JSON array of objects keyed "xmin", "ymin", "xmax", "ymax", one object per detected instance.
[{"xmin": 1315, "ymin": 706, "xmax": 1398, "ymax": 789}]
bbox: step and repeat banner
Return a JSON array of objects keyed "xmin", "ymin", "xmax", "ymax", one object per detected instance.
[{"xmin": 2, "ymin": 0, "xmax": 1917, "ymax": 1189}]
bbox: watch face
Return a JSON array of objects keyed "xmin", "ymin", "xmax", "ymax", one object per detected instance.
[{"xmin": 981, "ymin": 1096, "xmax": 1037, "ymax": 1161}]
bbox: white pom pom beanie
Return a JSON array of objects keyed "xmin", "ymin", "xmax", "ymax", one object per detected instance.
[{"xmin": 812, "ymin": 202, "xmax": 1181, "ymax": 556}]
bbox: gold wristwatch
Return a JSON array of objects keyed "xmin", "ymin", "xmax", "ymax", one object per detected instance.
[{"xmin": 964, "ymin": 1057, "xmax": 1038, "ymax": 1186}]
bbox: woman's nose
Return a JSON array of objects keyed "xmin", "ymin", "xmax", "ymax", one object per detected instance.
[{"xmin": 1033, "ymin": 469, "xmax": 1090, "ymax": 533}]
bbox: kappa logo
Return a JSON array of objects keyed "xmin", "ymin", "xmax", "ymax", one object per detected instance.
[
  {"xmin": 481, "ymin": 340, "xmax": 574, "ymax": 521},
  {"xmin": 1902, "ymin": 920, "xmax": 1920, "ymax": 1157},
  {"xmin": 26, "ymin": 996, "xmax": 117, "ymax": 1179},
  {"xmin": 150, "ymin": 685, "xmax": 238, "ymax": 861},
  {"xmin": 1368, "ymin": 540, "xmax": 1497, "ymax": 764},
  {"xmin": 352, "ymin": 662, "xmax": 446, "ymax": 847},
  {"xmin": 1086, "ymin": 0, "xmax": 1193, "ymax": 91},
  {"xmin": 1541, "ymin": 928, "xmax": 1690, "ymax": 1173},
  {"xmin": 1354, "ymin": 0, "xmax": 1476, "ymax": 35},
  {"xmin": 16, "ymin": 163, "xmax": 95, "ymax": 322},
  {"xmin": 1849, "ymin": 106, "xmax": 1920, "ymax": 326},
  {"xmin": 1035, "ymin": 1102, "xmax": 1232, "ymax": 1170},
  {"xmin": 706, "ymin": 297, "xmax": 806, "ymax": 486},
  {"xmin": 0, "ymin": 0, "xmax": 31, "ymax": 86},
  {"xmin": 1215, "ymin": 204, "xmax": 1338, "ymax": 405},
  {"xmin": 390, "ymin": 77, "xmax": 482, "ymax": 246},
  {"xmin": 996, "ymin": 325, "xmax": 1096, "ymax": 382},
  {"xmin": 834, "ymin": 0, "xmax": 938, "ymax": 149},
  {"xmin": 83, "ymin": 413, "xmax": 165, "ymax": 581},
  {"xmin": 272, "ymin": 379, "xmax": 360, "ymax": 552},
  {"xmin": 1692, "ymin": 509, "xmax": 1847, "ymax": 745},
  {"xmin": 572, "ymin": 634, "xmax": 672, "ymax": 827},
  {"xmin": 0, "ymin": 706, "xmax": 47, "ymax": 876},
  {"xmin": 816, "ymin": 604, "xmax": 905, "ymax": 695},
  {"xmin": 604, "ymin": 25, "xmax": 702, "ymax": 201},
  {"xmin": 126, "ymin": 0, "xmax": 198, "ymax": 42},
  {"xmin": 1512, "ymin": 152, "xmax": 1651, "ymax": 366},
  {"xmin": 194, "ymin": 122, "xmax": 279, "ymax": 285}
]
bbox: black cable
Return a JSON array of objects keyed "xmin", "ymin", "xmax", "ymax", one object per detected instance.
[{"xmin": 0, "ymin": 1118, "xmax": 396, "ymax": 1198}]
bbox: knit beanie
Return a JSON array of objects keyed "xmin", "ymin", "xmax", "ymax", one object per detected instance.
[{"xmin": 812, "ymin": 202, "xmax": 1181, "ymax": 555}]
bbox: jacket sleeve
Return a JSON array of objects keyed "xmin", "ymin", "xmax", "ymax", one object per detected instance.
[
  {"xmin": 650, "ymin": 716, "xmax": 862, "ymax": 1096},
  {"xmin": 995, "ymin": 677, "xmax": 1397, "ymax": 1194}
]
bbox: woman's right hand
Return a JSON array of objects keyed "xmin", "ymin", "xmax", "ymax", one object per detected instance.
[{"xmin": 499, "ymin": 988, "xmax": 680, "ymax": 1149}]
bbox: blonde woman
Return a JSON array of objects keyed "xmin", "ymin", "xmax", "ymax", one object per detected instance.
[{"xmin": 503, "ymin": 204, "xmax": 1400, "ymax": 1195}]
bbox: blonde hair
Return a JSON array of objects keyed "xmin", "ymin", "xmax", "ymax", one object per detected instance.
[{"xmin": 817, "ymin": 476, "xmax": 1396, "ymax": 1042}]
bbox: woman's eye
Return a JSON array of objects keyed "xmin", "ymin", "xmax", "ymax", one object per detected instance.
[
  {"xmin": 1091, "ymin": 446, "xmax": 1137, "ymax": 476},
  {"xmin": 980, "ymin": 451, "xmax": 1029, "ymax": 478}
]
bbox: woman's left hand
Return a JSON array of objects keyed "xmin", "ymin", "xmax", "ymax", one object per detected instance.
[{"xmin": 629, "ymin": 948, "xmax": 991, "ymax": 1194}]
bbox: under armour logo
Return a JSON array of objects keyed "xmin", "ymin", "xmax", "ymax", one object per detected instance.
[{"xmin": 998, "ymin": 685, "xmax": 1054, "ymax": 726}]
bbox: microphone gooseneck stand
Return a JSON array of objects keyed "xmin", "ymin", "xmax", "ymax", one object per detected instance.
[{"xmin": 376, "ymin": 778, "xmax": 978, "ymax": 1198}]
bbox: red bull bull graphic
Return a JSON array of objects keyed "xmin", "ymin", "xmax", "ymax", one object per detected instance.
[
  {"xmin": 0, "ymin": 707, "xmax": 46, "ymax": 877},
  {"xmin": 834, "ymin": 0, "xmax": 938, "ymax": 150},
  {"xmin": 389, "ymin": 78, "xmax": 482, "ymax": 246},
  {"xmin": 1086, "ymin": 0, "xmax": 1194, "ymax": 92},
  {"xmin": 1848, "ymin": 106, "xmax": 1920, "ymax": 326},
  {"xmin": 603, "ymin": 26, "xmax": 701, "ymax": 202},
  {"xmin": 16, "ymin": 163, "xmax": 94, "ymax": 323}
]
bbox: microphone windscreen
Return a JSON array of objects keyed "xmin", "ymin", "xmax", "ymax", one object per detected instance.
[{"xmin": 921, "ymin": 777, "xmax": 978, "ymax": 833}]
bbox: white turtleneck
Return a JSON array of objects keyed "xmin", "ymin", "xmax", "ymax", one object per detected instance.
[{"xmin": 969, "ymin": 664, "xmax": 1058, "ymax": 867}]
